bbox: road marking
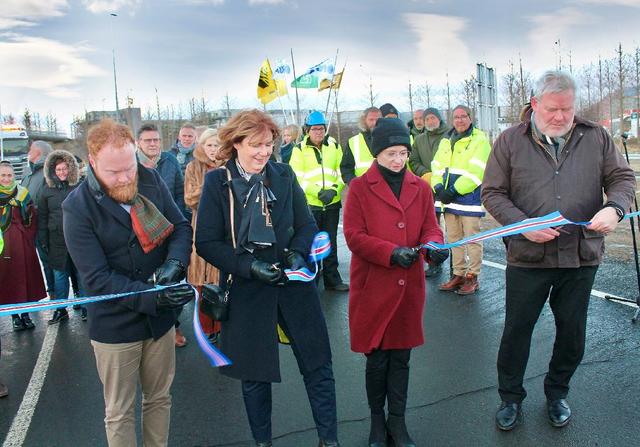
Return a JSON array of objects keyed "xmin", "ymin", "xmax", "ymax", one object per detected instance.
[
  {"xmin": 3, "ymin": 323, "xmax": 59, "ymax": 447},
  {"xmin": 482, "ymin": 259, "xmax": 638, "ymax": 308}
]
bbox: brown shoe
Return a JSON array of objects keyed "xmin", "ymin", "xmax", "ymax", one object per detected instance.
[
  {"xmin": 439, "ymin": 275, "xmax": 466, "ymax": 291},
  {"xmin": 456, "ymin": 274, "xmax": 479, "ymax": 295},
  {"xmin": 175, "ymin": 328, "xmax": 187, "ymax": 348}
]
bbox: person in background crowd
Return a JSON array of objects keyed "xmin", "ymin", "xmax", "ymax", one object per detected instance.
[
  {"xmin": 344, "ymin": 118, "xmax": 445, "ymax": 447},
  {"xmin": 184, "ymin": 128, "xmax": 225, "ymax": 341},
  {"xmin": 279, "ymin": 124, "xmax": 301, "ymax": 164},
  {"xmin": 196, "ymin": 109, "xmax": 340, "ymax": 447},
  {"xmin": 482, "ymin": 70, "xmax": 636, "ymax": 431},
  {"xmin": 431, "ymin": 105, "xmax": 491, "ymax": 296},
  {"xmin": 137, "ymin": 123, "xmax": 189, "ymax": 346},
  {"xmin": 63, "ymin": 118, "xmax": 193, "ymax": 447},
  {"xmin": 408, "ymin": 109, "xmax": 425, "ymax": 140},
  {"xmin": 379, "ymin": 103, "xmax": 399, "ymax": 119},
  {"xmin": 408, "ymin": 108, "xmax": 451, "ymax": 277},
  {"xmin": 0, "ymin": 161, "xmax": 46, "ymax": 331},
  {"xmin": 340, "ymin": 107, "xmax": 382, "ymax": 185},
  {"xmin": 290, "ymin": 111, "xmax": 349, "ymax": 292},
  {"xmin": 39, "ymin": 150, "xmax": 85, "ymax": 323},
  {"xmin": 170, "ymin": 123, "xmax": 197, "ymax": 175},
  {"xmin": 21, "ymin": 140, "xmax": 54, "ymax": 295}
]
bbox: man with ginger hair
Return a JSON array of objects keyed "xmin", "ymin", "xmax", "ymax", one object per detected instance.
[{"xmin": 63, "ymin": 119, "xmax": 193, "ymax": 447}]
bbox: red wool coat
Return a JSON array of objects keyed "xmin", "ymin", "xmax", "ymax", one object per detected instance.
[{"xmin": 344, "ymin": 163, "xmax": 443, "ymax": 353}]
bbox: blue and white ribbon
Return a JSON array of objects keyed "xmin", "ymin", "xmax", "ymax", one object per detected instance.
[{"xmin": 284, "ymin": 231, "xmax": 331, "ymax": 282}]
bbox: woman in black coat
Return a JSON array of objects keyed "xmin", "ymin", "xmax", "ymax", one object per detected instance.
[
  {"xmin": 38, "ymin": 150, "xmax": 85, "ymax": 323},
  {"xmin": 196, "ymin": 110, "xmax": 339, "ymax": 447}
]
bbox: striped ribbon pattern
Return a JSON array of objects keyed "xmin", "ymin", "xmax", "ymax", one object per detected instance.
[{"xmin": 284, "ymin": 231, "xmax": 331, "ymax": 282}]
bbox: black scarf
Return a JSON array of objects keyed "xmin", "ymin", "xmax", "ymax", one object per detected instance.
[
  {"xmin": 230, "ymin": 159, "xmax": 277, "ymax": 254},
  {"xmin": 377, "ymin": 163, "xmax": 406, "ymax": 200}
]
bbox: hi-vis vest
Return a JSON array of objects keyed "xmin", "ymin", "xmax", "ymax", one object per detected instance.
[
  {"xmin": 349, "ymin": 133, "xmax": 374, "ymax": 178},
  {"xmin": 430, "ymin": 127, "xmax": 491, "ymax": 217},
  {"xmin": 290, "ymin": 135, "xmax": 344, "ymax": 208}
]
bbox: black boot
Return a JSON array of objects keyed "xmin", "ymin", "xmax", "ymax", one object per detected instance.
[
  {"xmin": 48, "ymin": 309, "xmax": 69, "ymax": 325},
  {"xmin": 12, "ymin": 314, "xmax": 25, "ymax": 331},
  {"xmin": 386, "ymin": 350, "xmax": 415, "ymax": 447},
  {"xmin": 366, "ymin": 350, "xmax": 389, "ymax": 446},
  {"xmin": 21, "ymin": 313, "xmax": 35, "ymax": 330},
  {"xmin": 81, "ymin": 307, "xmax": 88, "ymax": 321}
]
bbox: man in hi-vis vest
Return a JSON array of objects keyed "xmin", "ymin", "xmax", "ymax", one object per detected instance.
[
  {"xmin": 340, "ymin": 107, "xmax": 381, "ymax": 185},
  {"xmin": 290, "ymin": 111, "xmax": 349, "ymax": 292}
]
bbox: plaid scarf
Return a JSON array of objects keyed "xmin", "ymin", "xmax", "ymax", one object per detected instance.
[
  {"xmin": 0, "ymin": 183, "xmax": 32, "ymax": 232},
  {"xmin": 129, "ymin": 193, "xmax": 174, "ymax": 254}
]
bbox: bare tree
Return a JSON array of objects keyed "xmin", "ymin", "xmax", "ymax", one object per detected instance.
[
  {"xmin": 22, "ymin": 108, "xmax": 32, "ymax": 130},
  {"xmin": 363, "ymin": 76, "xmax": 379, "ymax": 108},
  {"xmin": 407, "ymin": 80, "xmax": 414, "ymax": 113},
  {"xmin": 222, "ymin": 92, "xmax": 233, "ymax": 117},
  {"xmin": 634, "ymin": 46, "xmax": 640, "ymax": 114},
  {"xmin": 445, "ymin": 72, "xmax": 452, "ymax": 123},
  {"xmin": 617, "ymin": 43, "xmax": 626, "ymax": 133},
  {"xmin": 459, "ymin": 75, "xmax": 477, "ymax": 111},
  {"xmin": 501, "ymin": 60, "xmax": 518, "ymax": 124}
]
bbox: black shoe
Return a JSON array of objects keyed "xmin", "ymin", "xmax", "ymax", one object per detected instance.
[
  {"xmin": 0, "ymin": 382, "xmax": 8, "ymax": 398},
  {"xmin": 325, "ymin": 282, "xmax": 349, "ymax": 292},
  {"xmin": 255, "ymin": 442, "xmax": 272, "ymax": 447},
  {"xmin": 207, "ymin": 332, "xmax": 219, "ymax": 344},
  {"xmin": 81, "ymin": 307, "xmax": 88, "ymax": 321},
  {"xmin": 21, "ymin": 314, "xmax": 35, "ymax": 330},
  {"xmin": 48, "ymin": 309, "xmax": 69, "ymax": 325},
  {"xmin": 547, "ymin": 398, "xmax": 571, "ymax": 428},
  {"xmin": 386, "ymin": 414, "xmax": 415, "ymax": 447},
  {"xmin": 318, "ymin": 441, "xmax": 340, "ymax": 447},
  {"xmin": 425, "ymin": 263, "xmax": 443, "ymax": 277},
  {"xmin": 369, "ymin": 413, "xmax": 387, "ymax": 446},
  {"xmin": 495, "ymin": 401, "xmax": 522, "ymax": 431},
  {"xmin": 72, "ymin": 304, "xmax": 81, "ymax": 310},
  {"xmin": 12, "ymin": 316, "xmax": 25, "ymax": 332}
]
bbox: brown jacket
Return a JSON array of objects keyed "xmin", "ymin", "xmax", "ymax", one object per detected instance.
[
  {"xmin": 482, "ymin": 110, "xmax": 636, "ymax": 268},
  {"xmin": 185, "ymin": 145, "xmax": 222, "ymax": 285}
]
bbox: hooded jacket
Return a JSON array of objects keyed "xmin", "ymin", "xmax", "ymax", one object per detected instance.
[{"xmin": 38, "ymin": 150, "xmax": 80, "ymax": 271}]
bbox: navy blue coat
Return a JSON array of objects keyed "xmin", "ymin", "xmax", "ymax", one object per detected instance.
[
  {"xmin": 196, "ymin": 160, "xmax": 332, "ymax": 382},
  {"xmin": 62, "ymin": 164, "xmax": 192, "ymax": 343},
  {"xmin": 156, "ymin": 151, "xmax": 188, "ymax": 219}
]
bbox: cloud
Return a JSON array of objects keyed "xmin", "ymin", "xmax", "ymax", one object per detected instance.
[
  {"xmin": 0, "ymin": 34, "xmax": 105, "ymax": 98},
  {"xmin": 82, "ymin": 0, "xmax": 142, "ymax": 14},
  {"xmin": 580, "ymin": 0, "xmax": 640, "ymax": 6},
  {"xmin": 249, "ymin": 0, "xmax": 285, "ymax": 4},
  {"xmin": 178, "ymin": 0, "xmax": 224, "ymax": 4},
  {"xmin": 0, "ymin": 0, "xmax": 68, "ymax": 30},
  {"xmin": 402, "ymin": 13, "xmax": 473, "ymax": 83}
]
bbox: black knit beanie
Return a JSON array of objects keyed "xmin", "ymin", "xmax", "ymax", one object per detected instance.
[
  {"xmin": 371, "ymin": 118, "xmax": 411, "ymax": 157},
  {"xmin": 423, "ymin": 107, "xmax": 445, "ymax": 123},
  {"xmin": 379, "ymin": 103, "xmax": 399, "ymax": 118}
]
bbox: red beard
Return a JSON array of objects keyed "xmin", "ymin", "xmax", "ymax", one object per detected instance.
[{"xmin": 105, "ymin": 176, "xmax": 138, "ymax": 203}]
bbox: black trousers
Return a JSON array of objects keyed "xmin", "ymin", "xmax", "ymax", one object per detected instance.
[
  {"xmin": 311, "ymin": 206, "xmax": 343, "ymax": 287},
  {"xmin": 241, "ymin": 307, "xmax": 337, "ymax": 443},
  {"xmin": 497, "ymin": 265, "xmax": 598, "ymax": 403},
  {"xmin": 365, "ymin": 349, "xmax": 411, "ymax": 416}
]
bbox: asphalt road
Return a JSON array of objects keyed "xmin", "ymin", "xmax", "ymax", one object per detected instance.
[{"xmin": 1, "ymin": 232, "xmax": 639, "ymax": 447}]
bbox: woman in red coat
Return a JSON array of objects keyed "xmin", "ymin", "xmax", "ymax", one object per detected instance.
[
  {"xmin": 344, "ymin": 118, "xmax": 445, "ymax": 447},
  {"xmin": 0, "ymin": 161, "xmax": 46, "ymax": 331}
]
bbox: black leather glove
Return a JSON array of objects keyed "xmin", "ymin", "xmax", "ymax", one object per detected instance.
[
  {"xmin": 427, "ymin": 248, "xmax": 449, "ymax": 265},
  {"xmin": 317, "ymin": 188, "xmax": 337, "ymax": 206},
  {"xmin": 250, "ymin": 260, "xmax": 284, "ymax": 285},
  {"xmin": 150, "ymin": 259, "xmax": 186, "ymax": 285},
  {"xmin": 438, "ymin": 187, "xmax": 457, "ymax": 204},
  {"xmin": 156, "ymin": 284, "xmax": 195, "ymax": 310},
  {"xmin": 390, "ymin": 247, "xmax": 420, "ymax": 269},
  {"xmin": 284, "ymin": 250, "xmax": 307, "ymax": 270}
]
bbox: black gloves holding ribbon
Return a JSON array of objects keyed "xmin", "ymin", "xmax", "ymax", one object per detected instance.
[
  {"xmin": 250, "ymin": 260, "xmax": 285, "ymax": 285},
  {"xmin": 427, "ymin": 248, "xmax": 450, "ymax": 265},
  {"xmin": 284, "ymin": 249, "xmax": 307, "ymax": 270},
  {"xmin": 150, "ymin": 259, "xmax": 194, "ymax": 311},
  {"xmin": 434, "ymin": 184, "xmax": 457, "ymax": 204},
  {"xmin": 317, "ymin": 188, "xmax": 337, "ymax": 206},
  {"xmin": 390, "ymin": 247, "xmax": 421, "ymax": 269}
]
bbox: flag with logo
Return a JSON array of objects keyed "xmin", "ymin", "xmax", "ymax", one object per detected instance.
[
  {"xmin": 257, "ymin": 59, "xmax": 287, "ymax": 104},
  {"xmin": 291, "ymin": 59, "xmax": 334, "ymax": 89},
  {"xmin": 318, "ymin": 70, "xmax": 344, "ymax": 92}
]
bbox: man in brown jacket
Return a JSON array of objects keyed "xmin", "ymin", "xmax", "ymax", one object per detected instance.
[{"xmin": 482, "ymin": 70, "xmax": 636, "ymax": 431}]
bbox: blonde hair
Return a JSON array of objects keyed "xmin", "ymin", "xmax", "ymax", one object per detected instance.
[
  {"xmin": 198, "ymin": 128, "xmax": 218, "ymax": 146},
  {"xmin": 282, "ymin": 124, "xmax": 301, "ymax": 143}
]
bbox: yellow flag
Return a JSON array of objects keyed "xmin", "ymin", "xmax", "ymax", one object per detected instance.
[
  {"xmin": 257, "ymin": 59, "xmax": 288, "ymax": 105},
  {"xmin": 318, "ymin": 70, "xmax": 344, "ymax": 92}
]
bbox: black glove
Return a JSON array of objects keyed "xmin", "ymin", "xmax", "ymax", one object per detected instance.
[
  {"xmin": 156, "ymin": 284, "xmax": 195, "ymax": 310},
  {"xmin": 150, "ymin": 259, "xmax": 186, "ymax": 285},
  {"xmin": 427, "ymin": 248, "xmax": 449, "ymax": 265},
  {"xmin": 317, "ymin": 188, "xmax": 337, "ymax": 206},
  {"xmin": 250, "ymin": 260, "xmax": 284, "ymax": 285},
  {"xmin": 40, "ymin": 244, "xmax": 48, "ymax": 255},
  {"xmin": 284, "ymin": 250, "xmax": 307, "ymax": 270},
  {"xmin": 438, "ymin": 187, "xmax": 457, "ymax": 204},
  {"xmin": 390, "ymin": 247, "xmax": 420, "ymax": 269}
]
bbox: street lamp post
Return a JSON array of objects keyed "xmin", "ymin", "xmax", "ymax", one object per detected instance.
[{"xmin": 110, "ymin": 13, "xmax": 120, "ymax": 115}]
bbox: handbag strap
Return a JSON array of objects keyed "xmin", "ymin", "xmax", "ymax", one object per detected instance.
[{"xmin": 223, "ymin": 167, "xmax": 235, "ymax": 291}]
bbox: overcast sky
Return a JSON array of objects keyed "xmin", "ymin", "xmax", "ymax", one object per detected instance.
[{"xmin": 1, "ymin": 0, "xmax": 639, "ymax": 133}]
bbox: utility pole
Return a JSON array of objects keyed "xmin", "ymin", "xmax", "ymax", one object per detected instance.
[{"xmin": 109, "ymin": 13, "xmax": 120, "ymax": 116}]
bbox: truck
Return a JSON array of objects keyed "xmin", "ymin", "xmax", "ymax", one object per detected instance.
[{"xmin": 0, "ymin": 124, "xmax": 30, "ymax": 180}]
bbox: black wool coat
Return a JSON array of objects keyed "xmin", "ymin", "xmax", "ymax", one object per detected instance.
[
  {"xmin": 62, "ymin": 164, "xmax": 192, "ymax": 343},
  {"xmin": 196, "ymin": 160, "xmax": 332, "ymax": 382}
]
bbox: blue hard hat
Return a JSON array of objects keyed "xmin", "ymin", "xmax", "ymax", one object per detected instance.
[{"xmin": 305, "ymin": 110, "xmax": 326, "ymax": 126}]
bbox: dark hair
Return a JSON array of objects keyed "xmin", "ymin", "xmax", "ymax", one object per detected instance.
[{"xmin": 137, "ymin": 123, "xmax": 159, "ymax": 139}]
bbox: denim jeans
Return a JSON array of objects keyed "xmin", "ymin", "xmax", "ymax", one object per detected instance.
[{"xmin": 53, "ymin": 259, "xmax": 84, "ymax": 303}]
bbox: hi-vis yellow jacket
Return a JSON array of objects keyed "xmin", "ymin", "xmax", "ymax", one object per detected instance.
[
  {"xmin": 430, "ymin": 127, "xmax": 491, "ymax": 216},
  {"xmin": 290, "ymin": 135, "xmax": 344, "ymax": 208},
  {"xmin": 349, "ymin": 133, "xmax": 375, "ymax": 178}
]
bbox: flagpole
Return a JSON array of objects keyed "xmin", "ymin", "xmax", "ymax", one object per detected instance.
[
  {"xmin": 330, "ymin": 59, "xmax": 347, "ymax": 143},
  {"xmin": 290, "ymin": 48, "xmax": 301, "ymax": 125},
  {"xmin": 324, "ymin": 48, "xmax": 339, "ymax": 116}
]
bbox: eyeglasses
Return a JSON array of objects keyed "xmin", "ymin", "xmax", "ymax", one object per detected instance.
[
  {"xmin": 381, "ymin": 151, "xmax": 409, "ymax": 160},
  {"xmin": 141, "ymin": 138, "xmax": 161, "ymax": 144},
  {"xmin": 453, "ymin": 115, "xmax": 470, "ymax": 121}
]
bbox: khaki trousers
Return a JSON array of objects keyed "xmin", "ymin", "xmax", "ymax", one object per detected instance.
[
  {"xmin": 443, "ymin": 213, "xmax": 483, "ymax": 276},
  {"xmin": 91, "ymin": 327, "xmax": 176, "ymax": 447}
]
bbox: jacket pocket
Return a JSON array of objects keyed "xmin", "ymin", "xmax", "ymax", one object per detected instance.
[
  {"xmin": 506, "ymin": 234, "xmax": 545, "ymax": 263},
  {"xmin": 579, "ymin": 227, "xmax": 604, "ymax": 262}
]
